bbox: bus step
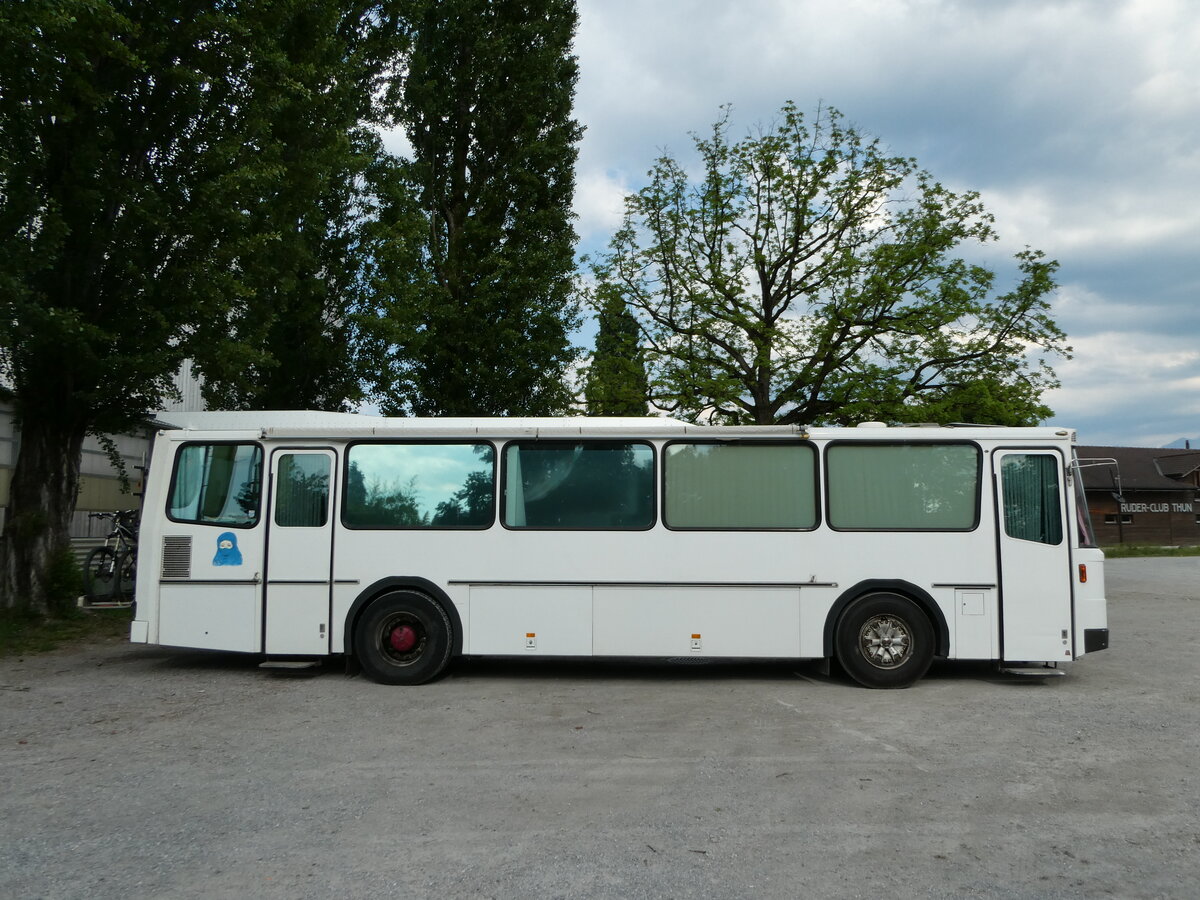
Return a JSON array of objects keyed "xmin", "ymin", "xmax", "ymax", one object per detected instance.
[
  {"xmin": 999, "ymin": 666, "xmax": 1065, "ymax": 678},
  {"xmin": 77, "ymin": 598, "xmax": 133, "ymax": 610},
  {"xmin": 258, "ymin": 660, "xmax": 322, "ymax": 670}
]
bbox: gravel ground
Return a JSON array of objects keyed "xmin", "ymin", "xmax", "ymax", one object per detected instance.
[{"xmin": 2, "ymin": 557, "xmax": 1198, "ymax": 899}]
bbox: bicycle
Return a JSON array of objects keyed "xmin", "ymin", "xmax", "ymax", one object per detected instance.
[{"xmin": 83, "ymin": 510, "xmax": 139, "ymax": 603}]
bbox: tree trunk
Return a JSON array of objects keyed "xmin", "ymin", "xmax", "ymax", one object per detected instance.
[{"xmin": 1, "ymin": 413, "xmax": 87, "ymax": 615}]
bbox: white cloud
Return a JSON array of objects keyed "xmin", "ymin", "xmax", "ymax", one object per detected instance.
[
  {"xmin": 573, "ymin": 168, "xmax": 631, "ymax": 248},
  {"xmin": 1046, "ymin": 330, "xmax": 1200, "ymax": 445}
]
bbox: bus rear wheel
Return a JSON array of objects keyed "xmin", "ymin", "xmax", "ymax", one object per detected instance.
[
  {"xmin": 835, "ymin": 593, "xmax": 934, "ymax": 689},
  {"xmin": 355, "ymin": 591, "xmax": 453, "ymax": 685}
]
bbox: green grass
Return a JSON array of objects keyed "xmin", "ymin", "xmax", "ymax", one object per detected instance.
[
  {"xmin": 0, "ymin": 606, "xmax": 132, "ymax": 658},
  {"xmin": 1101, "ymin": 544, "xmax": 1200, "ymax": 559}
]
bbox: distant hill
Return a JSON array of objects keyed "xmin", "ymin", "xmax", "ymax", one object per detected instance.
[{"xmin": 1164, "ymin": 438, "xmax": 1200, "ymax": 449}]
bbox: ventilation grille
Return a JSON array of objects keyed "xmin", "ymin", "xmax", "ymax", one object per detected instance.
[{"xmin": 161, "ymin": 536, "xmax": 192, "ymax": 578}]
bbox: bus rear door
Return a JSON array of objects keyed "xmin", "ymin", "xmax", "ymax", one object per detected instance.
[{"xmin": 992, "ymin": 449, "xmax": 1073, "ymax": 663}]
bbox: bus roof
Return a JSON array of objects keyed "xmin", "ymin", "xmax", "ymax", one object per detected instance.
[{"xmin": 154, "ymin": 411, "xmax": 1076, "ymax": 444}]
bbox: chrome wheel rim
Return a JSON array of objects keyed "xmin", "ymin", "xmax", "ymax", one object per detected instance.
[{"xmin": 858, "ymin": 614, "xmax": 913, "ymax": 669}]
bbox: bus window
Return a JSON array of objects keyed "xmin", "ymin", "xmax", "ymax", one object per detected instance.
[
  {"xmin": 1001, "ymin": 454, "xmax": 1063, "ymax": 545},
  {"xmin": 1071, "ymin": 456, "xmax": 1099, "ymax": 548},
  {"xmin": 503, "ymin": 441, "xmax": 654, "ymax": 529},
  {"xmin": 827, "ymin": 443, "xmax": 980, "ymax": 530},
  {"xmin": 344, "ymin": 443, "xmax": 494, "ymax": 529},
  {"xmin": 664, "ymin": 442, "xmax": 817, "ymax": 529},
  {"xmin": 275, "ymin": 454, "xmax": 331, "ymax": 527},
  {"xmin": 168, "ymin": 443, "xmax": 263, "ymax": 527}
]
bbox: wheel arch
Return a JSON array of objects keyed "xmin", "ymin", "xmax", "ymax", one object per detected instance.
[
  {"xmin": 823, "ymin": 579, "xmax": 949, "ymax": 659},
  {"xmin": 344, "ymin": 576, "xmax": 464, "ymax": 660}
]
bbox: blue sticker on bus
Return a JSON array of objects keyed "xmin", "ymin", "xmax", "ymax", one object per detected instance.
[{"xmin": 213, "ymin": 532, "xmax": 243, "ymax": 566}]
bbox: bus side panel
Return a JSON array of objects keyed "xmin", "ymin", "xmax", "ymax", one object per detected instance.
[
  {"xmin": 593, "ymin": 586, "xmax": 801, "ymax": 657},
  {"xmin": 468, "ymin": 586, "xmax": 592, "ymax": 655},
  {"xmin": 159, "ymin": 583, "xmax": 261, "ymax": 652}
]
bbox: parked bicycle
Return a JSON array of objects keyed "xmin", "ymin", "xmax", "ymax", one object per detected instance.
[{"xmin": 83, "ymin": 510, "xmax": 139, "ymax": 603}]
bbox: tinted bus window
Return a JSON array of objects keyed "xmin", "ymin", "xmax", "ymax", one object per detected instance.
[
  {"xmin": 504, "ymin": 442, "xmax": 654, "ymax": 529},
  {"xmin": 1001, "ymin": 454, "xmax": 1063, "ymax": 545},
  {"xmin": 665, "ymin": 442, "xmax": 816, "ymax": 529},
  {"xmin": 827, "ymin": 443, "xmax": 980, "ymax": 530},
  {"xmin": 275, "ymin": 454, "xmax": 331, "ymax": 527}
]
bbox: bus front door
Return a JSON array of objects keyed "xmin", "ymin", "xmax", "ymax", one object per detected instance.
[
  {"xmin": 264, "ymin": 449, "xmax": 336, "ymax": 655},
  {"xmin": 993, "ymin": 450, "xmax": 1073, "ymax": 663}
]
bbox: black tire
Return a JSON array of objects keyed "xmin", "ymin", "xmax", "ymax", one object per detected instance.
[
  {"xmin": 83, "ymin": 547, "xmax": 119, "ymax": 600},
  {"xmin": 354, "ymin": 591, "xmax": 453, "ymax": 685},
  {"xmin": 116, "ymin": 551, "xmax": 137, "ymax": 600},
  {"xmin": 835, "ymin": 593, "xmax": 935, "ymax": 689}
]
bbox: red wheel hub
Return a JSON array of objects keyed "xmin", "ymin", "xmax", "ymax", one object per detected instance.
[{"xmin": 388, "ymin": 624, "xmax": 418, "ymax": 653}]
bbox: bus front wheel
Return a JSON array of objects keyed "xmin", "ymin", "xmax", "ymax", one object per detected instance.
[
  {"xmin": 355, "ymin": 591, "xmax": 453, "ymax": 685},
  {"xmin": 835, "ymin": 593, "xmax": 934, "ymax": 689}
]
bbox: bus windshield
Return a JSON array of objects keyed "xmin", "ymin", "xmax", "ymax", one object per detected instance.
[{"xmin": 1071, "ymin": 452, "xmax": 1099, "ymax": 548}]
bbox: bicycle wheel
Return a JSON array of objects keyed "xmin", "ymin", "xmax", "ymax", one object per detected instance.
[
  {"xmin": 83, "ymin": 547, "xmax": 119, "ymax": 600},
  {"xmin": 116, "ymin": 550, "xmax": 137, "ymax": 600}
]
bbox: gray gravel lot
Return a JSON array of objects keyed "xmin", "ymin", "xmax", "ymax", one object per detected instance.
[{"xmin": 2, "ymin": 557, "xmax": 1199, "ymax": 899}]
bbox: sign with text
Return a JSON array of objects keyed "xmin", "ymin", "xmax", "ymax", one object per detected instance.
[{"xmin": 1120, "ymin": 502, "xmax": 1194, "ymax": 514}]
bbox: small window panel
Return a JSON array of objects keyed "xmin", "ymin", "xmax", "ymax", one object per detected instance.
[
  {"xmin": 1001, "ymin": 454, "xmax": 1064, "ymax": 545},
  {"xmin": 275, "ymin": 454, "xmax": 331, "ymax": 527}
]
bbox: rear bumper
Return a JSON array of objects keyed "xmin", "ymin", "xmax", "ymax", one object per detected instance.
[{"xmin": 1084, "ymin": 627, "xmax": 1109, "ymax": 653}]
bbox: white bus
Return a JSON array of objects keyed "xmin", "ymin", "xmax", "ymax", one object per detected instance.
[{"xmin": 130, "ymin": 413, "xmax": 1109, "ymax": 688}]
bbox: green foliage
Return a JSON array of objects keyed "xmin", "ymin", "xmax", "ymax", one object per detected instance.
[
  {"xmin": 367, "ymin": 0, "xmax": 583, "ymax": 416},
  {"xmin": 43, "ymin": 548, "xmax": 83, "ymax": 610},
  {"xmin": 197, "ymin": 1, "xmax": 409, "ymax": 411},
  {"xmin": 590, "ymin": 102, "xmax": 1070, "ymax": 426},
  {"xmin": 0, "ymin": 1, "xmax": 408, "ymax": 423},
  {"xmin": 0, "ymin": 607, "xmax": 131, "ymax": 658},
  {"xmin": 0, "ymin": 1, "xmax": 407, "ymax": 611},
  {"xmin": 585, "ymin": 285, "xmax": 650, "ymax": 416},
  {"xmin": 1, "ymin": 0, "xmax": 243, "ymax": 434}
]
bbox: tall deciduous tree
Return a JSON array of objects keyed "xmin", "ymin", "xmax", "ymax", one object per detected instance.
[
  {"xmin": 585, "ymin": 285, "xmax": 649, "ymax": 416},
  {"xmin": 198, "ymin": 1, "xmax": 408, "ymax": 412},
  {"xmin": 369, "ymin": 0, "xmax": 583, "ymax": 416},
  {"xmin": 590, "ymin": 103, "xmax": 1069, "ymax": 426},
  {"xmin": 0, "ymin": 1, "xmax": 404, "ymax": 613}
]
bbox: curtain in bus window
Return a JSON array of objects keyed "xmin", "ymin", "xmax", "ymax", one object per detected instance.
[
  {"xmin": 665, "ymin": 443, "xmax": 816, "ymax": 528},
  {"xmin": 504, "ymin": 445, "xmax": 527, "ymax": 526},
  {"xmin": 275, "ymin": 455, "xmax": 330, "ymax": 527},
  {"xmin": 503, "ymin": 442, "xmax": 653, "ymax": 529},
  {"xmin": 827, "ymin": 444, "xmax": 979, "ymax": 530},
  {"xmin": 170, "ymin": 446, "xmax": 205, "ymax": 520},
  {"xmin": 1001, "ymin": 454, "xmax": 1063, "ymax": 545},
  {"xmin": 201, "ymin": 447, "xmax": 237, "ymax": 521}
]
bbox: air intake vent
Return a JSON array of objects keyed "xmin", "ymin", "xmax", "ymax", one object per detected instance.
[{"xmin": 161, "ymin": 536, "xmax": 192, "ymax": 578}]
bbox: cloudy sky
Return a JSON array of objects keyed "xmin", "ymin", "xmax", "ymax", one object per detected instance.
[{"xmin": 569, "ymin": 0, "xmax": 1199, "ymax": 447}]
